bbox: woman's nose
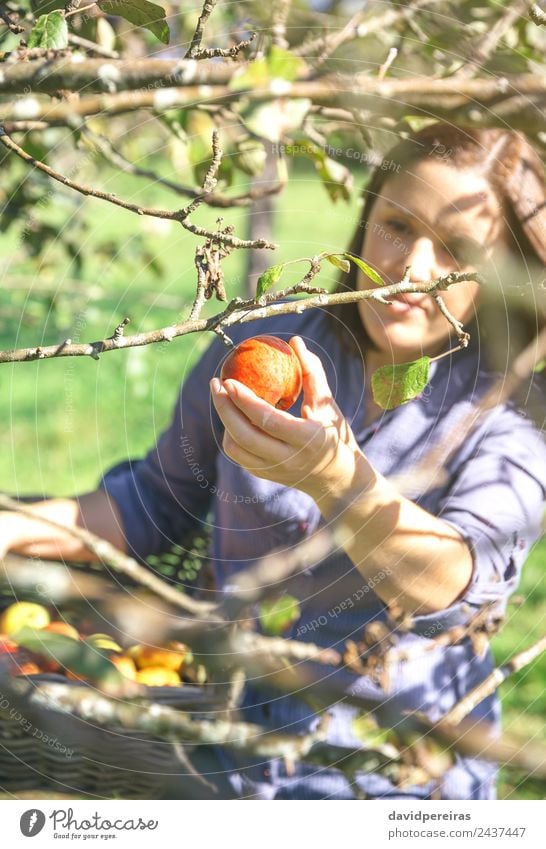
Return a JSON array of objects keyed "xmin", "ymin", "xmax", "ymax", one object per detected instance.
[{"xmin": 398, "ymin": 236, "xmax": 439, "ymax": 282}]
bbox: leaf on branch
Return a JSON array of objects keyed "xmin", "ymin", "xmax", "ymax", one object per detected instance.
[
  {"xmin": 258, "ymin": 594, "xmax": 301, "ymax": 636},
  {"xmin": 230, "ymin": 45, "xmax": 305, "ymax": 91},
  {"xmin": 14, "ymin": 626, "xmax": 123, "ymax": 686},
  {"xmin": 241, "ymin": 99, "xmax": 311, "ymax": 143},
  {"xmin": 234, "ymin": 139, "xmax": 267, "ymax": 177},
  {"xmin": 300, "ymin": 144, "xmax": 353, "ymax": 203},
  {"xmin": 344, "ymin": 253, "xmax": 385, "ymax": 287},
  {"xmin": 352, "ymin": 713, "xmax": 393, "ymax": 748},
  {"xmin": 98, "ymin": 0, "xmax": 170, "ymax": 45},
  {"xmin": 325, "ymin": 254, "xmax": 351, "ymax": 273},
  {"xmin": 316, "ymin": 155, "xmax": 353, "ymax": 203},
  {"xmin": 256, "ymin": 263, "xmax": 285, "ymax": 298},
  {"xmin": 27, "ymin": 11, "xmax": 68, "ymax": 49},
  {"xmin": 400, "ymin": 116, "xmax": 438, "ymax": 133},
  {"xmin": 371, "ymin": 357, "xmax": 431, "ymax": 410}
]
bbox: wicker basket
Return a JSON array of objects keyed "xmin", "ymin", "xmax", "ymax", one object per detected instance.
[{"xmin": 0, "ymin": 672, "xmax": 219, "ymax": 799}]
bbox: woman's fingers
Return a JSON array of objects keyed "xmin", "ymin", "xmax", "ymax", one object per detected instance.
[
  {"xmin": 222, "ymin": 431, "xmax": 283, "ymax": 475},
  {"xmin": 210, "ymin": 378, "xmax": 293, "ymax": 459},
  {"xmin": 289, "ymin": 336, "xmax": 342, "ymax": 424},
  {"xmin": 214, "ymin": 376, "xmax": 314, "ymax": 448}
]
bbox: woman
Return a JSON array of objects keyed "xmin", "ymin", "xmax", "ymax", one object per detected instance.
[{"xmin": 2, "ymin": 123, "xmax": 545, "ymax": 799}]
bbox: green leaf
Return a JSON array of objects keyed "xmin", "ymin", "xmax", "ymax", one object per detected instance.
[
  {"xmin": 371, "ymin": 356, "xmax": 431, "ymax": 410},
  {"xmin": 400, "ymin": 116, "xmax": 438, "ymax": 133},
  {"xmin": 28, "ymin": 11, "xmax": 68, "ymax": 49},
  {"xmin": 241, "ymin": 99, "xmax": 311, "ymax": 143},
  {"xmin": 316, "ymin": 156, "xmax": 353, "ymax": 203},
  {"xmin": 533, "ymin": 359, "xmax": 546, "ymax": 373},
  {"xmin": 256, "ymin": 263, "xmax": 285, "ymax": 299},
  {"xmin": 267, "ymin": 45, "xmax": 304, "ymax": 83},
  {"xmin": 230, "ymin": 45, "xmax": 304, "ymax": 91},
  {"xmin": 344, "ymin": 253, "xmax": 385, "ymax": 287},
  {"xmin": 259, "ymin": 594, "xmax": 301, "ymax": 636},
  {"xmin": 98, "ymin": 0, "xmax": 170, "ymax": 45},
  {"xmin": 325, "ymin": 254, "xmax": 350, "ymax": 273},
  {"xmin": 234, "ymin": 139, "xmax": 267, "ymax": 176},
  {"xmin": 14, "ymin": 626, "xmax": 123, "ymax": 686},
  {"xmin": 230, "ymin": 56, "xmax": 269, "ymax": 91},
  {"xmin": 352, "ymin": 714, "xmax": 392, "ymax": 748}
]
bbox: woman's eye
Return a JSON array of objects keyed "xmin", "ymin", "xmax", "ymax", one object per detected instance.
[{"xmin": 385, "ymin": 219, "xmax": 409, "ymax": 233}]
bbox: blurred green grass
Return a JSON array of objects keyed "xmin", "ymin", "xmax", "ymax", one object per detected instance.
[
  {"xmin": 0, "ymin": 157, "xmax": 544, "ymax": 799},
  {"xmin": 0, "ymin": 157, "xmax": 365, "ymax": 495}
]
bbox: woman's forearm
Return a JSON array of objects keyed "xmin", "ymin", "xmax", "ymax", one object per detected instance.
[
  {"xmin": 0, "ymin": 490, "xmax": 127, "ymax": 562},
  {"xmin": 312, "ymin": 454, "xmax": 473, "ymax": 616}
]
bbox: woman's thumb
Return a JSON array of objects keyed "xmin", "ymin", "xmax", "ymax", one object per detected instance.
[{"xmin": 289, "ymin": 336, "xmax": 336, "ymax": 420}]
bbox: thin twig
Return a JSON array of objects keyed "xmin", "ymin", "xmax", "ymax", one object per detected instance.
[
  {"xmin": 80, "ymin": 125, "xmax": 284, "ymax": 209},
  {"xmin": 186, "ymin": 0, "xmax": 219, "ymax": 57},
  {"xmin": 378, "ymin": 47, "xmax": 398, "ymax": 81},
  {"xmin": 235, "ymin": 631, "xmax": 342, "ymax": 666},
  {"xmin": 65, "ymin": 1, "xmax": 95, "ymax": 19},
  {"xmin": 453, "ymin": 0, "xmax": 535, "ymax": 79},
  {"xmin": 294, "ymin": 0, "xmax": 440, "ymax": 59},
  {"xmin": 272, "ymin": 0, "xmax": 291, "ymax": 49},
  {"xmin": 529, "ymin": 4, "xmax": 546, "ymax": 24},
  {"xmin": 431, "ymin": 292, "xmax": 471, "ymax": 347},
  {"xmin": 442, "ymin": 635, "xmax": 546, "ymax": 726},
  {"xmin": 185, "ymin": 0, "xmax": 253, "ymax": 60},
  {"xmin": 0, "ymin": 4, "xmax": 24, "ymax": 33},
  {"xmin": 68, "ymin": 32, "xmax": 120, "ymax": 59},
  {"xmin": 0, "ymin": 128, "xmax": 275, "ymax": 251}
]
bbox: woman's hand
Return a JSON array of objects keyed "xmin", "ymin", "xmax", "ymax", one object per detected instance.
[{"xmin": 210, "ymin": 336, "xmax": 370, "ymax": 501}]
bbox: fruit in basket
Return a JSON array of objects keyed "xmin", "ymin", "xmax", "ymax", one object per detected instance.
[
  {"xmin": 220, "ymin": 335, "xmax": 303, "ymax": 410},
  {"xmin": 111, "ymin": 654, "xmax": 138, "ymax": 681},
  {"xmin": 43, "ymin": 621, "xmax": 80, "ymax": 640},
  {"xmin": 0, "ymin": 635, "xmax": 18, "ymax": 655},
  {"xmin": 85, "ymin": 633, "xmax": 122, "ymax": 652},
  {"xmin": 128, "ymin": 641, "xmax": 189, "ymax": 672},
  {"xmin": 0, "ymin": 601, "xmax": 50, "ymax": 635},
  {"xmin": 135, "ymin": 666, "xmax": 181, "ymax": 686},
  {"xmin": 13, "ymin": 661, "xmax": 41, "ymax": 676}
]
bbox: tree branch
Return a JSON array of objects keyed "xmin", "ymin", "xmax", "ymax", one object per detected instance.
[
  {"xmin": 0, "ymin": 269, "xmax": 482, "ymax": 364},
  {"xmin": 451, "ymin": 0, "xmax": 536, "ymax": 80},
  {"xmin": 0, "ymin": 128, "xmax": 276, "ymax": 251},
  {"xmin": 186, "ymin": 0, "xmax": 218, "ymax": 58},
  {"xmin": 4, "ymin": 675, "xmax": 329, "ymax": 758},
  {"xmin": 80, "ymin": 125, "xmax": 285, "ymax": 209},
  {"xmin": 442, "ymin": 635, "xmax": 546, "ymax": 726},
  {"xmin": 0, "ymin": 3, "xmax": 24, "ymax": 33},
  {"xmin": 272, "ymin": 0, "xmax": 291, "ymax": 49},
  {"xmin": 1, "ymin": 76, "xmax": 544, "ymax": 135},
  {"xmin": 529, "ymin": 4, "xmax": 546, "ymax": 25},
  {"xmin": 294, "ymin": 0, "xmax": 442, "ymax": 59}
]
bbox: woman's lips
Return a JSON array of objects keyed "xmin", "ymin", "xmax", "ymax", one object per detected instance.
[{"xmin": 385, "ymin": 294, "xmax": 428, "ymax": 315}]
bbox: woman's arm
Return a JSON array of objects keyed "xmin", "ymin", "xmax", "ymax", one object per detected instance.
[
  {"xmin": 0, "ymin": 489, "xmax": 127, "ymax": 562},
  {"xmin": 210, "ymin": 336, "xmax": 473, "ymax": 616}
]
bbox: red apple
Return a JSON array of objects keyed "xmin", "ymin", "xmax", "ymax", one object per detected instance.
[{"xmin": 220, "ymin": 335, "xmax": 303, "ymax": 410}]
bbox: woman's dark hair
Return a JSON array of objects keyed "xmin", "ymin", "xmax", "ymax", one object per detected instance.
[{"xmin": 327, "ymin": 122, "xmax": 546, "ymax": 371}]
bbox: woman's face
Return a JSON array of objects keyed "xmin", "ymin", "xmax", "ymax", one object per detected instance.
[{"xmin": 357, "ymin": 158, "xmax": 508, "ymax": 362}]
